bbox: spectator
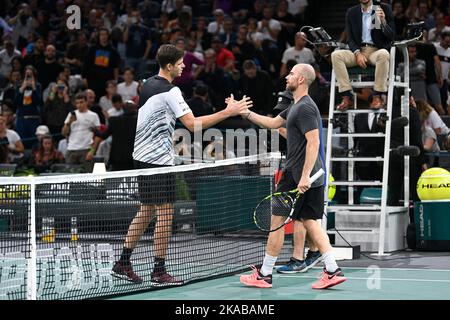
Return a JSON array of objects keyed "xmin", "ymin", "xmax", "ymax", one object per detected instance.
[
  {"xmin": 29, "ymin": 134, "xmax": 64, "ymax": 174},
  {"xmin": 248, "ymin": 0, "xmax": 265, "ymax": 21},
  {"xmin": 34, "ymin": 10, "xmax": 50, "ymax": 39},
  {"xmin": 191, "ymin": 16, "xmax": 212, "ymax": 52},
  {"xmin": 229, "ymin": 24, "xmax": 257, "ymax": 72},
  {"xmin": 208, "ymin": 9, "xmax": 226, "ymax": 35},
  {"xmin": 428, "ymin": 12, "xmax": 450, "ymax": 43},
  {"xmin": 392, "ymin": 0, "xmax": 409, "ymax": 40},
  {"xmin": 211, "ymin": 36, "xmax": 236, "ymax": 72},
  {"xmin": 164, "ymin": 0, "xmax": 192, "ymax": 20},
  {"xmin": 187, "ymin": 83, "xmax": 215, "ymax": 117},
  {"xmin": 434, "ymin": 32, "xmax": 450, "ymax": 114},
  {"xmin": 1, "ymin": 70, "xmax": 22, "ymax": 105},
  {"xmin": 197, "ymin": 48, "xmax": 230, "ymax": 109},
  {"xmin": 61, "ymin": 92, "xmax": 100, "ymax": 172},
  {"xmin": 247, "ymin": 17, "xmax": 264, "ymax": 48},
  {"xmin": 173, "ymin": 37, "xmax": 204, "ymax": 98},
  {"xmin": 22, "ymin": 35, "xmax": 45, "ymax": 68},
  {"xmin": 36, "ymin": 45, "xmax": 64, "ymax": 91},
  {"xmin": 422, "ymin": 123, "xmax": 440, "ymax": 167},
  {"xmin": 84, "ymin": 9, "xmax": 100, "ymax": 37},
  {"xmin": 99, "ymin": 80, "xmax": 118, "ymax": 115},
  {"xmin": 287, "ymin": 0, "xmax": 309, "ymax": 17},
  {"xmin": 31, "ymin": 124, "xmax": 49, "ymax": 152},
  {"xmin": 88, "ymin": 100, "xmax": 138, "ymax": 171},
  {"xmin": 416, "ymin": 99, "xmax": 450, "ymax": 149},
  {"xmin": 220, "ymin": 17, "xmax": 237, "ymax": 46},
  {"xmin": 258, "ymin": 5, "xmax": 282, "ymax": 75},
  {"xmin": 240, "ymin": 59, "xmax": 275, "ymax": 116},
  {"xmin": 64, "ymin": 31, "xmax": 89, "ymax": 75},
  {"xmin": 14, "ymin": 65, "xmax": 42, "ymax": 149},
  {"xmin": 42, "ymin": 80, "xmax": 73, "ymax": 142},
  {"xmin": 280, "ymin": 31, "xmax": 315, "ymax": 77},
  {"xmin": 82, "ymin": 27, "xmax": 120, "ymax": 99},
  {"xmin": 0, "ymin": 115, "xmax": 24, "ymax": 163},
  {"xmin": 275, "ymin": 0, "xmax": 297, "ymax": 47},
  {"xmin": 0, "ymin": 101, "xmax": 15, "ymax": 130},
  {"xmin": 416, "ymin": 38, "xmax": 446, "ymax": 115},
  {"xmin": 11, "ymin": 56, "xmax": 24, "ymax": 75},
  {"xmin": 8, "ymin": 3, "xmax": 34, "ymax": 50},
  {"xmin": 388, "ymin": 96, "xmax": 427, "ymax": 207},
  {"xmin": 123, "ymin": 8, "xmax": 152, "ymax": 79},
  {"xmin": 397, "ymin": 46, "xmax": 427, "ymax": 100},
  {"xmin": 117, "ymin": 68, "xmax": 139, "ymax": 102},
  {"xmin": 85, "ymin": 89, "xmax": 106, "ymax": 125},
  {"xmin": 0, "ymin": 39, "xmax": 21, "ymax": 86},
  {"xmin": 107, "ymin": 94, "xmax": 125, "ymax": 118},
  {"xmin": 103, "ymin": 4, "xmax": 120, "ymax": 31},
  {"xmin": 417, "ymin": 0, "xmax": 435, "ymax": 31}
]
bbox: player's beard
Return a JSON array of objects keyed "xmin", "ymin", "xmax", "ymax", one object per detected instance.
[{"xmin": 286, "ymin": 82, "xmax": 297, "ymax": 92}]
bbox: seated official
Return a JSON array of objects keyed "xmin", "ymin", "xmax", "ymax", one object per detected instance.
[{"xmin": 331, "ymin": 0, "xmax": 395, "ymax": 111}]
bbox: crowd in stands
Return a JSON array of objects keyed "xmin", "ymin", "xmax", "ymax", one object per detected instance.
[{"xmin": 0, "ymin": 0, "xmax": 450, "ymax": 175}]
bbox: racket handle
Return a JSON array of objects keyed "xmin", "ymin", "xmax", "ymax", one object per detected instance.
[{"xmin": 310, "ymin": 168, "xmax": 325, "ymax": 184}]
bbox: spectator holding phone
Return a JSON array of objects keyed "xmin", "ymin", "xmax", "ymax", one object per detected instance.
[
  {"xmin": 13, "ymin": 65, "xmax": 42, "ymax": 149},
  {"xmin": 42, "ymin": 79, "xmax": 74, "ymax": 142},
  {"xmin": 61, "ymin": 92, "xmax": 100, "ymax": 172}
]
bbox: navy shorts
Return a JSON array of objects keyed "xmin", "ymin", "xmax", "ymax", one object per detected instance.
[
  {"xmin": 276, "ymin": 169, "xmax": 325, "ymax": 221},
  {"xmin": 134, "ymin": 160, "xmax": 176, "ymax": 205}
]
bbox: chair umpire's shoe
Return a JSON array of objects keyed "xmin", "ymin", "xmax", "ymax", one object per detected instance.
[
  {"xmin": 370, "ymin": 95, "xmax": 384, "ymax": 109},
  {"xmin": 336, "ymin": 96, "xmax": 354, "ymax": 111}
]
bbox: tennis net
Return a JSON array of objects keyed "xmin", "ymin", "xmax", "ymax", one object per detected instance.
[{"xmin": 0, "ymin": 153, "xmax": 281, "ymax": 300}]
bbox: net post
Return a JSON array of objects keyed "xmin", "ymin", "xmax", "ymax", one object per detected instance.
[{"xmin": 26, "ymin": 180, "xmax": 37, "ymax": 300}]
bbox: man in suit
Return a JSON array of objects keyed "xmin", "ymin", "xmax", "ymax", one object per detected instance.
[
  {"xmin": 354, "ymin": 111, "xmax": 385, "ymax": 182},
  {"xmin": 331, "ymin": 0, "xmax": 395, "ymax": 111}
]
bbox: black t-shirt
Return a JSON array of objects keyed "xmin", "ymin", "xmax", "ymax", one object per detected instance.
[
  {"xmin": 416, "ymin": 42, "xmax": 438, "ymax": 85},
  {"xmin": 126, "ymin": 25, "xmax": 151, "ymax": 58},
  {"xmin": 82, "ymin": 44, "xmax": 120, "ymax": 96},
  {"xmin": 279, "ymin": 95, "xmax": 325, "ymax": 187},
  {"xmin": 36, "ymin": 60, "xmax": 64, "ymax": 90}
]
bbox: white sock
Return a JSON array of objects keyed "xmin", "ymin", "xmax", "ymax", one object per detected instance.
[
  {"xmin": 322, "ymin": 251, "xmax": 339, "ymax": 273},
  {"xmin": 260, "ymin": 254, "xmax": 278, "ymax": 276}
]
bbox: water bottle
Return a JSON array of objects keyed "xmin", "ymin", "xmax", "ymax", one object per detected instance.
[
  {"xmin": 42, "ymin": 216, "xmax": 55, "ymax": 242},
  {"xmin": 71, "ymin": 216, "xmax": 78, "ymax": 241}
]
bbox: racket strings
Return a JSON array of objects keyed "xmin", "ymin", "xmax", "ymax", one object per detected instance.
[{"xmin": 255, "ymin": 193, "xmax": 294, "ymax": 231}]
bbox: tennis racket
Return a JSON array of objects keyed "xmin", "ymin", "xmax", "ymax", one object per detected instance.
[{"xmin": 254, "ymin": 168, "xmax": 325, "ymax": 232}]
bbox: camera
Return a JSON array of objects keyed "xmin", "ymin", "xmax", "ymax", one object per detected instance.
[
  {"xmin": 57, "ymin": 84, "xmax": 65, "ymax": 91},
  {"xmin": 373, "ymin": 0, "xmax": 381, "ymax": 5},
  {"xmin": 406, "ymin": 21, "xmax": 425, "ymax": 40},
  {"xmin": 26, "ymin": 75, "xmax": 32, "ymax": 81}
]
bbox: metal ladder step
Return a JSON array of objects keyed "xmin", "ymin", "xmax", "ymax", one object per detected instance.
[
  {"xmin": 330, "ymin": 157, "xmax": 383, "ymax": 162},
  {"xmin": 333, "ymin": 133, "xmax": 385, "ymax": 138},
  {"xmin": 334, "ymin": 81, "xmax": 409, "ymax": 89},
  {"xmin": 333, "ymin": 109, "xmax": 387, "ymax": 114},
  {"xmin": 327, "ymin": 204, "xmax": 381, "ymax": 211},
  {"xmin": 331, "ymin": 181, "xmax": 383, "ymax": 186}
]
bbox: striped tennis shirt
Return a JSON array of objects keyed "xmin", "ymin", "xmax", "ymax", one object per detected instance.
[{"xmin": 133, "ymin": 75, "xmax": 192, "ymax": 165}]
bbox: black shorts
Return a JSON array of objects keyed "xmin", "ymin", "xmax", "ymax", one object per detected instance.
[
  {"xmin": 134, "ymin": 160, "xmax": 176, "ymax": 205},
  {"xmin": 276, "ymin": 169, "xmax": 324, "ymax": 221}
]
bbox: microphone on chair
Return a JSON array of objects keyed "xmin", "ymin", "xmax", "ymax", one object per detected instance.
[{"xmin": 392, "ymin": 146, "xmax": 420, "ymax": 157}]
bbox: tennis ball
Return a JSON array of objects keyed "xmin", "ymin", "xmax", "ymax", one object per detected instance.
[
  {"xmin": 417, "ymin": 167, "xmax": 450, "ymax": 201},
  {"xmin": 328, "ymin": 174, "xmax": 336, "ymax": 201}
]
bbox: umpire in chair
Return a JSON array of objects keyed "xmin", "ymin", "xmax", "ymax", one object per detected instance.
[{"xmin": 331, "ymin": 0, "xmax": 395, "ymax": 111}]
